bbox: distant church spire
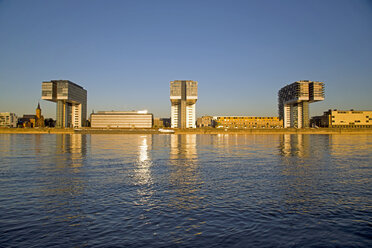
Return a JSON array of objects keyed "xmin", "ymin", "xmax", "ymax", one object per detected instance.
[{"xmin": 35, "ymin": 102, "xmax": 44, "ymax": 127}]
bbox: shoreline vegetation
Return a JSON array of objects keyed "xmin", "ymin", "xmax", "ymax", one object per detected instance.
[{"xmin": 1, "ymin": 127, "xmax": 372, "ymax": 135}]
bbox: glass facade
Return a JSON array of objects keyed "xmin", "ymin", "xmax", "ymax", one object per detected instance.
[
  {"xmin": 278, "ymin": 80, "xmax": 324, "ymax": 128},
  {"xmin": 42, "ymin": 80, "xmax": 87, "ymax": 128}
]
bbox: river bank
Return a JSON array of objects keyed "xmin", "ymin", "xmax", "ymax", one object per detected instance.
[{"xmin": 1, "ymin": 127, "xmax": 372, "ymax": 134}]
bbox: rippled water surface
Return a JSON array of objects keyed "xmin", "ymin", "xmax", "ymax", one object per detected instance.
[{"xmin": 0, "ymin": 134, "xmax": 371, "ymax": 247}]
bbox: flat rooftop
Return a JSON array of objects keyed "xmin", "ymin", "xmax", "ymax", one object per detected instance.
[{"xmin": 94, "ymin": 111, "xmax": 151, "ymax": 115}]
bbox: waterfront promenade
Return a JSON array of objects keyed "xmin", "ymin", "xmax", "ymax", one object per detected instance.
[{"xmin": 1, "ymin": 127, "xmax": 372, "ymax": 135}]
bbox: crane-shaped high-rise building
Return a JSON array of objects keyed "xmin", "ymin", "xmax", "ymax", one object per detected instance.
[
  {"xmin": 170, "ymin": 80, "xmax": 198, "ymax": 128},
  {"xmin": 42, "ymin": 80, "xmax": 87, "ymax": 128},
  {"xmin": 278, "ymin": 80, "xmax": 324, "ymax": 128}
]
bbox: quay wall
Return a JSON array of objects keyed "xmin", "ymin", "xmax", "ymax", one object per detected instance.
[{"xmin": 1, "ymin": 127, "xmax": 372, "ymax": 135}]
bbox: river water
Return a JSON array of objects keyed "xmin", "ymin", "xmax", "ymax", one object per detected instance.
[{"xmin": 0, "ymin": 134, "xmax": 371, "ymax": 247}]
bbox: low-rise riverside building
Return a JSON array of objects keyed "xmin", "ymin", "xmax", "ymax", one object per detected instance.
[
  {"xmin": 213, "ymin": 116, "xmax": 283, "ymax": 128},
  {"xmin": 18, "ymin": 115, "xmax": 36, "ymax": 128},
  {"xmin": 153, "ymin": 118, "xmax": 171, "ymax": 128},
  {"xmin": 0, "ymin": 112, "xmax": 18, "ymax": 127},
  {"xmin": 196, "ymin": 116, "xmax": 214, "ymax": 127},
  {"xmin": 311, "ymin": 110, "xmax": 372, "ymax": 128},
  {"xmin": 90, "ymin": 111, "xmax": 153, "ymax": 128},
  {"xmin": 17, "ymin": 103, "xmax": 45, "ymax": 128},
  {"xmin": 153, "ymin": 118, "xmax": 164, "ymax": 128}
]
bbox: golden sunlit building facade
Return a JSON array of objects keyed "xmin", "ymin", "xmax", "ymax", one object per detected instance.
[
  {"xmin": 278, "ymin": 80, "xmax": 324, "ymax": 128},
  {"xmin": 196, "ymin": 116, "xmax": 214, "ymax": 127},
  {"xmin": 214, "ymin": 116, "xmax": 283, "ymax": 128},
  {"xmin": 170, "ymin": 80, "xmax": 198, "ymax": 128},
  {"xmin": 312, "ymin": 110, "xmax": 372, "ymax": 128}
]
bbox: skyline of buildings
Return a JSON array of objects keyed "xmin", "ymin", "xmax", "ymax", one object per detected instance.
[
  {"xmin": 2, "ymin": 77, "xmax": 369, "ymax": 125},
  {"xmin": 2, "ymin": 78, "xmax": 372, "ymax": 129},
  {"xmin": 1, "ymin": 103, "xmax": 46, "ymax": 128},
  {"xmin": 1, "ymin": 1, "xmax": 370, "ymax": 126}
]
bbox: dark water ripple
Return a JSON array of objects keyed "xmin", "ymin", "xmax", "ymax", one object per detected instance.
[{"xmin": 0, "ymin": 134, "xmax": 371, "ymax": 247}]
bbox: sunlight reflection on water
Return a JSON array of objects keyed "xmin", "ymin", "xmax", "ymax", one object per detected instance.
[{"xmin": 0, "ymin": 133, "xmax": 371, "ymax": 247}]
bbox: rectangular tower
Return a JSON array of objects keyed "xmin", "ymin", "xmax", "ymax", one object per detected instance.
[
  {"xmin": 170, "ymin": 80, "xmax": 198, "ymax": 128},
  {"xmin": 42, "ymin": 80, "xmax": 87, "ymax": 128}
]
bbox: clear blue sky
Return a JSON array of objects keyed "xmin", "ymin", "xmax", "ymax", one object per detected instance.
[{"xmin": 1, "ymin": 0, "xmax": 371, "ymax": 118}]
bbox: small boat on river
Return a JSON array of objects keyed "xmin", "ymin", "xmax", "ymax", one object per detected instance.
[{"xmin": 158, "ymin": 129, "xmax": 175, "ymax": 133}]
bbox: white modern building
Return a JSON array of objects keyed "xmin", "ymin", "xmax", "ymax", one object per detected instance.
[
  {"xmin": 170, "ymin": 80, "xmax": 198, "ymax": 128},
  {"xmin": 42, "ymin": 80, "xmax": 87, "ymax": 128},
  {"xmin": 90, "ymin": 111, "xmax": 153, "ymax": 128},
  {"xmin": 0, "ymin": 112, "xmax": 18, "ymax": 127},
  {"xmin": 278, "ymin": 80, "xmax": 324, "ymax": 128}
]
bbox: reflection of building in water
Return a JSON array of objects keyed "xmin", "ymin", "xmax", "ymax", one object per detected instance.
[
  {"xmin": 215, "ymin": 133, "xmax": 237, "ymax": 149},
  {"xmin": 170, "ymin": 134, "xmax": 197, "ymax": 159},
  {"xmin": 329, "ymin": 134, "xmax": 371, "ymax": 158},
  {"xmin": 278, "ymin": 135, "xmax": 333, "ymax": 213},
  {"xmin": 0, "ymin": 134, "xmax": 12, "ymax": 156},
  {"xmin": 39, "ymin": 134, "xmax": 88, "ymax": 228},
  {"xmin": 56, "ymin": 134, "xmax": 87, "ymax": 170},
  {"xmin": 70, "ymin": 134, "xmax": 87, "ymax": 167},
  {"xmin": 169, "ymin": 135, "xmax": 202, "ymax": 210},
  {"xmin": 279, "ymin": 134, "xmax": 310, "ymax": 157},
  {"xmin": 51, "ymin": 134, "xmax": 87, "ymax": 195}
]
